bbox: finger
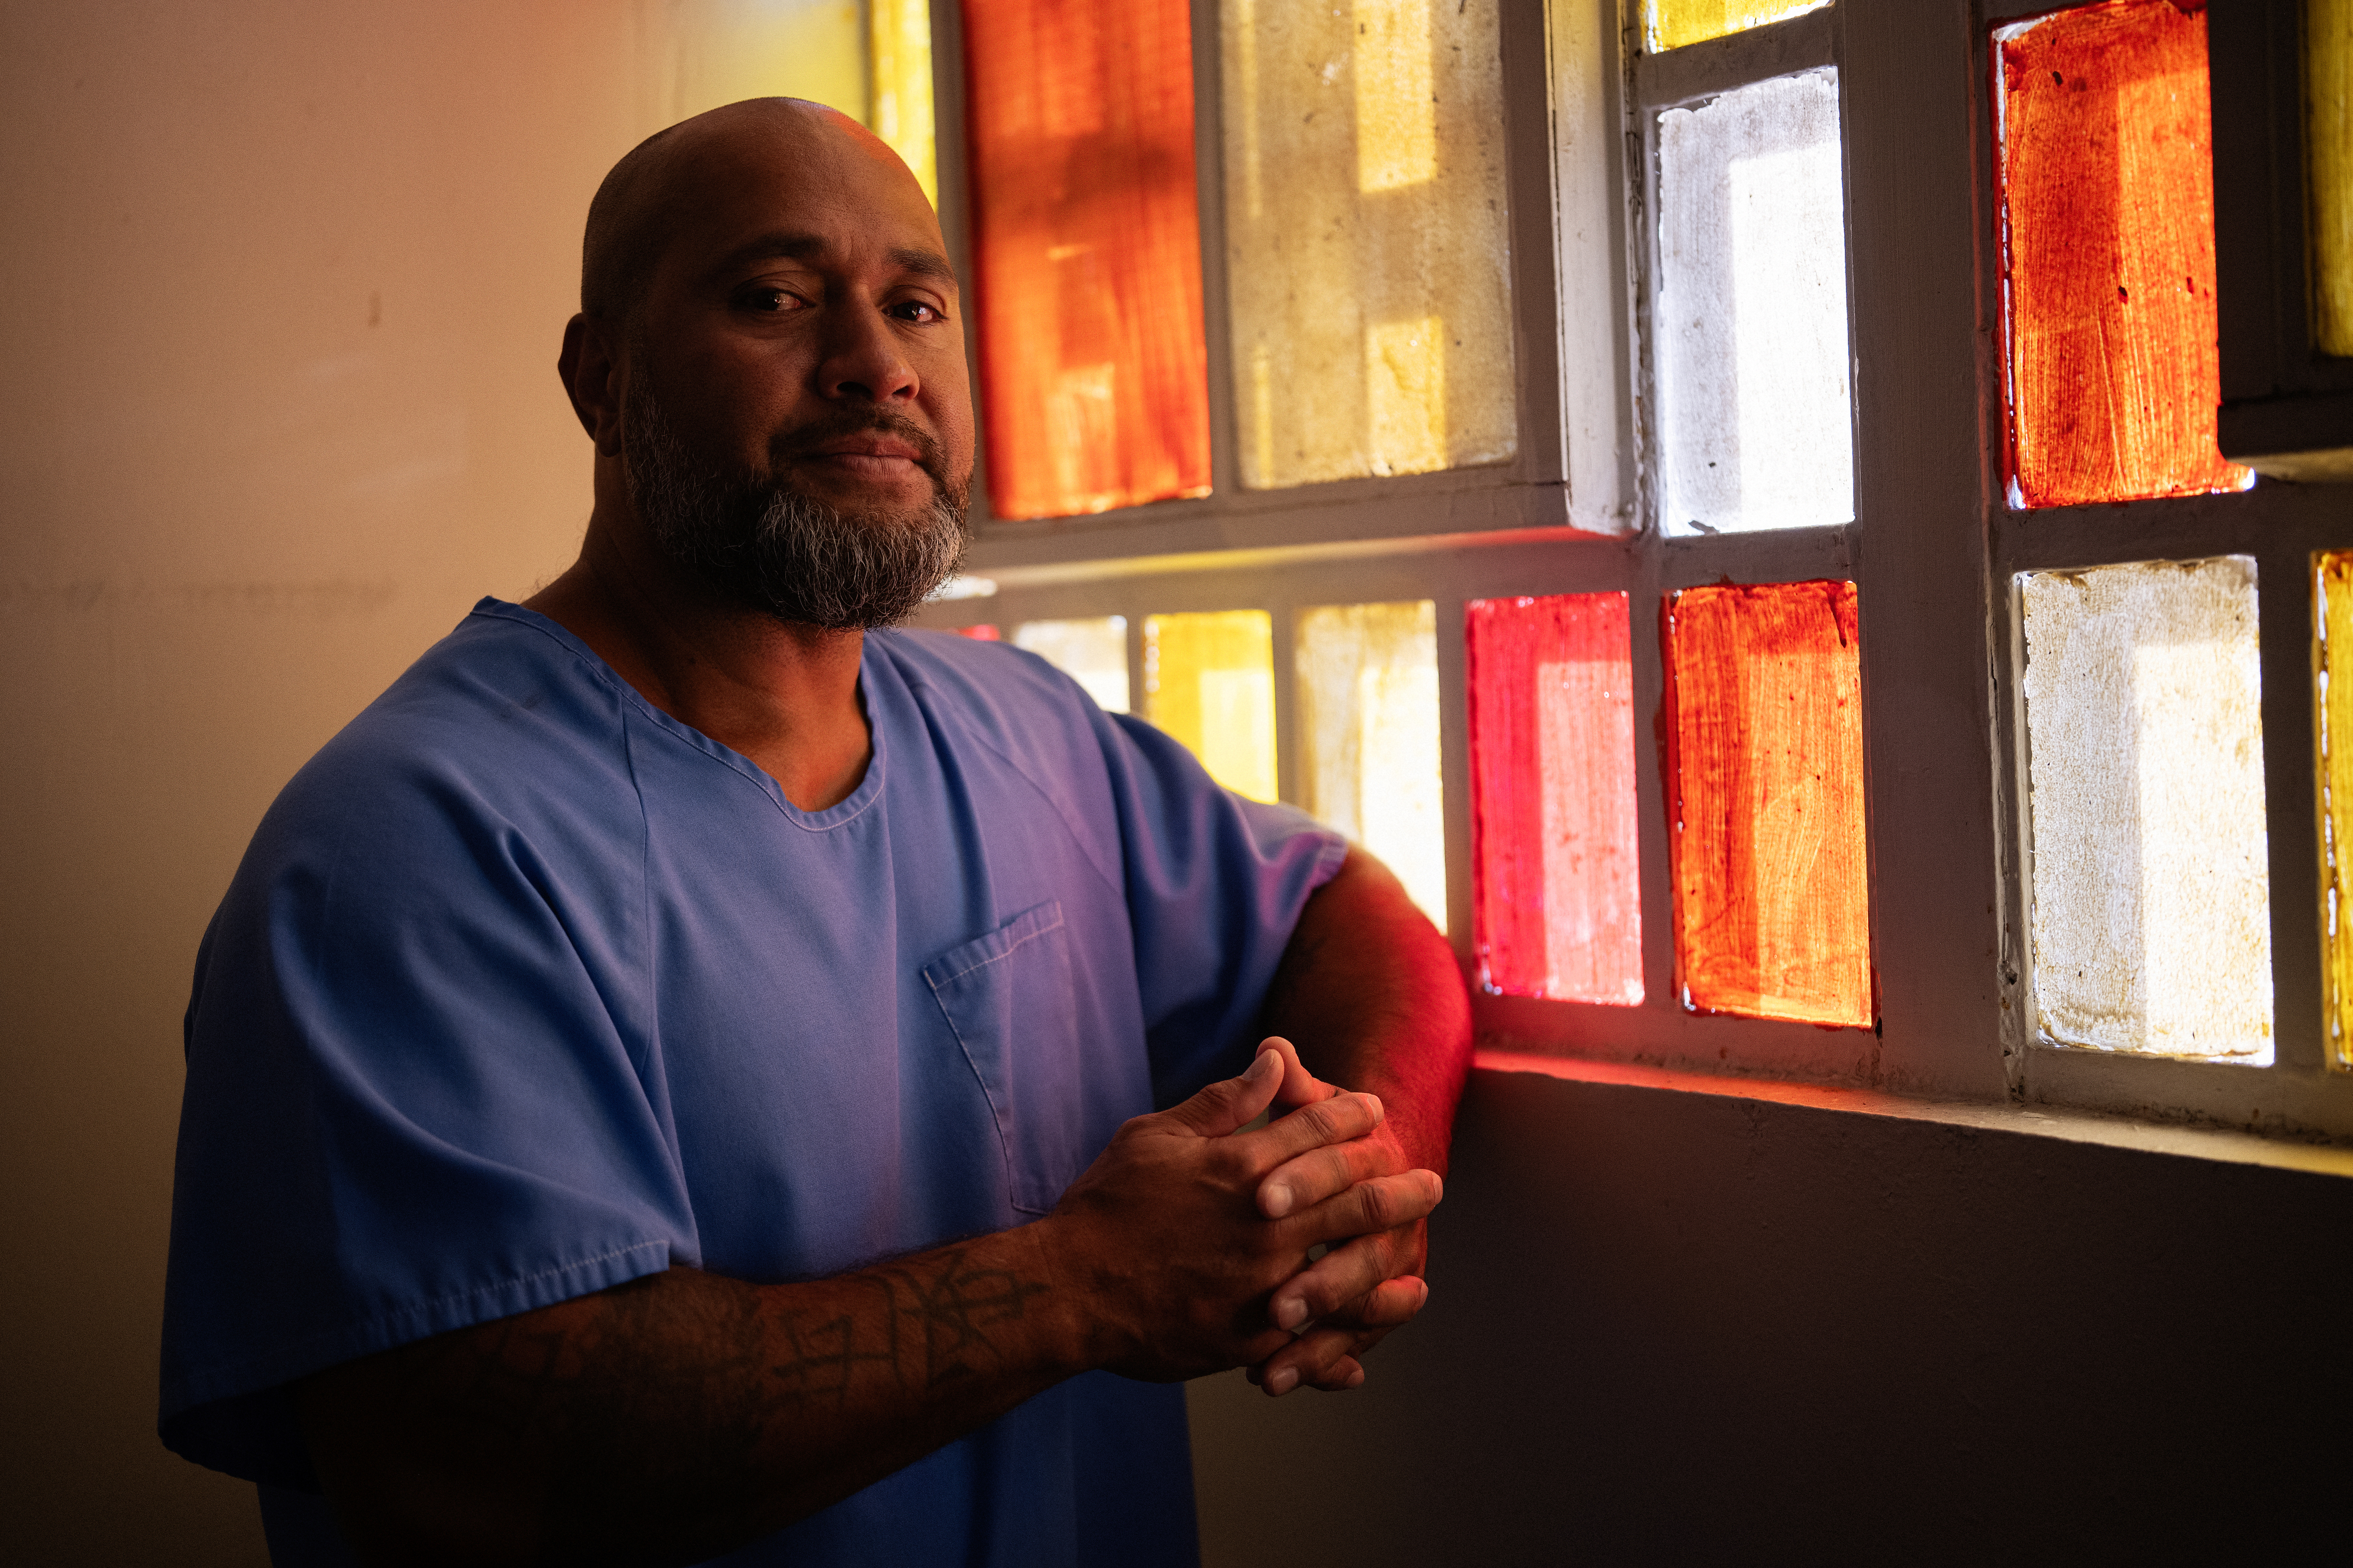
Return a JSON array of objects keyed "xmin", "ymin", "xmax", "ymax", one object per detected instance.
[
  {"xmin": 1156, "ymin": 1047, "xmax": 1283, "ymax": 1140},
  {"xmin": 1256, "ymin": 1130, "xmax": 1402, "ymax": 1219},
  {"xmin": 1256, "ymin": 1326, "xmax": 1384, "ymax": 1396},
  {"xmin": 1234, "ymin": 1089, "xmax": 1387, "ymax": 1173},
  {"xmin": 1285, "ymin": 1168, "xmax": 1442, "ymax": 1253},
  {"xmin": 1269, "ymin": 1222, "xmax": 1432, "ymax": 1331},
  {"xmin": 1258, "ymin": 1036, "xmax": 1341, "ymax": 1112}
]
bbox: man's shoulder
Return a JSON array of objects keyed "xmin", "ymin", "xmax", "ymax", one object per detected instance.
[{"xmin": 259, "ymin": 600, "xmax": 639, "ymax": 852}]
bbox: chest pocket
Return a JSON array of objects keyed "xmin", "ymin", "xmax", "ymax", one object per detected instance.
[{"xmin": 923, "ymin": 901, "xmax": 1085, "ymax": 1215}]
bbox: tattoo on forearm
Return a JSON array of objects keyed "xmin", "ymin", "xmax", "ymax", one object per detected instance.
[{"xmin": 369, "ymin": 1247, "xmax": 1052, "ymax": 1561}]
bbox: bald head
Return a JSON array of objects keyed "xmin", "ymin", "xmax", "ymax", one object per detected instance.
[{"xmin": 581, "ymin": 98, "xmax": 931, "ymax": 329}]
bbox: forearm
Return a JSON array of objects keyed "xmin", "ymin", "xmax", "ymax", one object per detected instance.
[
  {"xmin": 1259, "ymin": 848, "xmax": 1472, "ymax": 1172},
  {"xmin": 300, "ymin": 1230, "xmax": 1079, "ymax": 1567}
]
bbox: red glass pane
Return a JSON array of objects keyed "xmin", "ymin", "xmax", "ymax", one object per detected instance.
[
  {"xmin": 1994, "ymin": 0, "xmax": 2252, "ymax": 508},
  {"xmin": 1662, "ymin": 581, "xmax": 1871, "ymax": 1026},
  {"xmin": 962, "ymin": 0, "xmax": 1211, "ymax": 521},
  {"xmin": 1465, "ymin": 593, "xmax": 1642, "ymax": 1006},
  {"xmin": 956, "ymin": 623, "xmax": 1002, "ymax": 640}
]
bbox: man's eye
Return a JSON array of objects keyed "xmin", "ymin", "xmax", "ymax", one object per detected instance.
[
  {"xmin": 740, "ymin": 288, "xmax": 802, "ymax": 313},
  {"xmin": 892, "ymin": 301, "xmax": 946, "ymax": 325}
]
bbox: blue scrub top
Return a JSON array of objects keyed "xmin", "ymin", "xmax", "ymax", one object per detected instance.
[{"xmin": 160, "ymin": 600, "xmax": 1346, "ymax": 1566}]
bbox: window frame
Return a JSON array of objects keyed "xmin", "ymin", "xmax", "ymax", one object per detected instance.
[{"xmin": 915, "ymin": 0, "xmax": 2353, "ymax": 1140}]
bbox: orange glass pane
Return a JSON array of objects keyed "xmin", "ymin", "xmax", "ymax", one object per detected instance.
[
  {"xmin": 1663, "ymin": 581, "xmax": 1870, "ymax": 1026},
  {"xmin": 1993, "ymin": 0, "xmax": 2254, "ymax": 508},
  {"xmin": 962, "ymin": 0, "xmax": 1211, "ymax": 521},
  {"xmin": 1465, "ymin": 594, "xmax": 1642, "ymax": 1006}
]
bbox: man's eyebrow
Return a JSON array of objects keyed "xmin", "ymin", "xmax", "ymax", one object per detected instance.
[{"xmin": 714, "ymin": 231, "xmax": 958, "ymax": 287}]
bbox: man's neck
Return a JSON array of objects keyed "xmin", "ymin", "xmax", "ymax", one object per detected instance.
[{"xmin": 526, "ymin": 513, "xmax": 875, "ymax": 813}]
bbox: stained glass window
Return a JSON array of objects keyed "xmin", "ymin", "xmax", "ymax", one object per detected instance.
[
  {"xmin": 2019, "ymin": 558, "xmax": 2272, "ymax": 1063},
  {"xmin": 962, "ymin": 0, "xmax": 1212, "ymax": 521},
  {"xmin": 1655, "ymin": 69, "xmax": 1854, "ymax": 534},
  {"xmin": 1663, "ymin": 581, "xmax": 1870, "ymax": 1026},
  {"xmin": 1296, "ymin": 602, "xmax": 1446, "ymax": 929},
  {"xmin": 1012, "ymin": 616, "xmax": 1131, "ymax": 713},
  {"xmin": 1143, "ymin": 611, "xmax": 1278, "ymax": 802},
  {"xmin": 2312, "ymin": 0, "xmax": 2353, "ymax": 355},
  {"xmin": 1219, "ymin": 0, "xmax": 1515, "ymax": 488},
  {"xmin": 869, "ymin": 0, "xmax": 937, "ymax": 206},
  {"xmin": 1993, "ymin": 0, "xmax": 2254, "ymax": 508},
  {"xmin": 2318, "ymin": 553, "xmax": 2353, "ymax": 1069},
  {"xmin": 1645, "ymin": 0, "xmax": 1829, "ymax": 54},
  {"xmin": 1464, "ymin": 593, "xmax": 1642, "ymax": 1006}
]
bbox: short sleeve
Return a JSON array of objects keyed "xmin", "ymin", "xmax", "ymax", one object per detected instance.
[
  {"xmin": 1088, "ymin": 709, "xmax": 1350, "ymax": 1105},
  {"xmin": 159, "ymin": 696, "xmax": 696, "ymax": 1486}
]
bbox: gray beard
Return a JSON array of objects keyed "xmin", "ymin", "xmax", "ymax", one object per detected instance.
[{"xmin": 623, "ymin": 381, "xmax": 969, "ymax": 631}]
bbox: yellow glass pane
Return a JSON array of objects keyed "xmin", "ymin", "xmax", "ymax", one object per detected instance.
[
  {"xmin": 868, "ymin": 0, "xmax": 938, "ymax": 207},
  {"xmin": 1297, "ymin": 603, "xmax": 1445, "ymax": 930},
  {"xmin": 2313, "ymin": 0, "xmax": 2353, "ymax": 353},
  {"xmin": 654, "ymin": 0, "xmax": 869, "ymax": 124},
  {"xmin": 2318, "ymin": 553, "xmax": 2353, "ymax": 1067},
  {"xmin": 1012, "ymin": 616, "xmax": 1131, "ymax": 714},
  {"xmin": 1219, "ymin": 0, "xmax": 1516, "ymax": 488},
  {"xmin": 1144, "ymin": 612, "xmax": 1279, "ymax": 803},
  {"xmin": 1645, "ymin": 0, "xmax": 1828, "ymax": 53}
]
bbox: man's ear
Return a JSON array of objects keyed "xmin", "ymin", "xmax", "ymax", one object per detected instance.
[{"xmin": 558, "ymin": 313, "xmax": 625, "ymax": 457}]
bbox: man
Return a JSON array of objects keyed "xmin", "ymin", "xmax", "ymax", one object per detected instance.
[{"xmin": 161, "ymin": 99, "xmax": 1469, "ymax": 1566}]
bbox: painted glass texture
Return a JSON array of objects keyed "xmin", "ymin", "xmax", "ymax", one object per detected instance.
[
  {"xmin": 2019, "ymin": 557, "xmax": 2274, "ymax": 1063},
  {"xmin": 1219, "ymin": 0, "xmax": 1516, "ymax": 488},
  {"xmin": 2314, "ymin": 0, "xmax": 2353, "ymax": 354},
  {"xmin": 1663, "ymin": 581, "xmax": 1869, "ymax": 1026},
  {"xmin": 1464, "ymin": 593, "xmax": 1642, "ymax": 1006},
  {"xmin": 1993, "ymin": 0, "xmax": 2254, "ymax": 508},
  {"xmin": 1013, "ymin": 616, "xmax": 1132, "ymax": 714},
  {"xmin": 1143, "ymin": 611, "xmax": 1279, "ymax": 802},
  {"xmin": 2319, "ymin": 554, "xmax": 2353, "ymax": 1069},
  {"xmin": 1296, "ymin": 602, "xmax": 1447, "ymax": 930},
  {"xmin": 870, "ymin": 0, "xmax": 937, "ymax": 206},
  {"xmin": 1656, "ymin": 69, "xmax": 1854, "ymax": 535},
  {"xmin": 963, "ymin": 0, "xmax": 1211, "ymax": 521},
  {"xmin": 1644, "ymin": 0, "xmax": 1828, "ymax": 52}
]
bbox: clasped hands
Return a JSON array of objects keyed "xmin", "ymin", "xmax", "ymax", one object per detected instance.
[{"xmin": 1043, "ymin": 1036, "xmax": 1443, "ymax": 1399}]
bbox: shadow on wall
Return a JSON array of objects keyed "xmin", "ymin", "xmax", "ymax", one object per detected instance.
[{"xmin": 1188, "ymin": 1067, "xmax": 2349, "ymax": 1565}]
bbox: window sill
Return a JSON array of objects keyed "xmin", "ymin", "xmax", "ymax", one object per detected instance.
[{"xmin": 1474, "ymin": 1048, "xmax": 2353, "ymax": 1179}]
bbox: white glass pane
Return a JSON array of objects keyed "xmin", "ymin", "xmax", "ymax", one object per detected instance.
[
  {"xmin": 1297, "ymin": 602, "xmax": 1447, "ymax": 930},
  {"xmin": 1656, "ymin": 68, "xmax": 1854, "ymax": 535},
  {"xmin": 2019, "ymin": 557, "xmax": 2274, "ymax": 1063},
  {"xmin": 1012, "ymin": 616, "xmax": 1131, "ymax": 714}
]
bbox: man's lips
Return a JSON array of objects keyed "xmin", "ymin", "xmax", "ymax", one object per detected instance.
[{"xmin": 810, "ymin": 439, "xmax": 922, "ymax": 461}]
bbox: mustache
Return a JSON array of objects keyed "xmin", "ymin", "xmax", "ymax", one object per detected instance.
[{"xmin": 766, "ymin": 408, "xmax": 949, "ymax": 485}]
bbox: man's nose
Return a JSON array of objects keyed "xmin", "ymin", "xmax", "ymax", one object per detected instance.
[{"xmin": 818, "ymin": 307, "xmax": 920, "ymax": 404}]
